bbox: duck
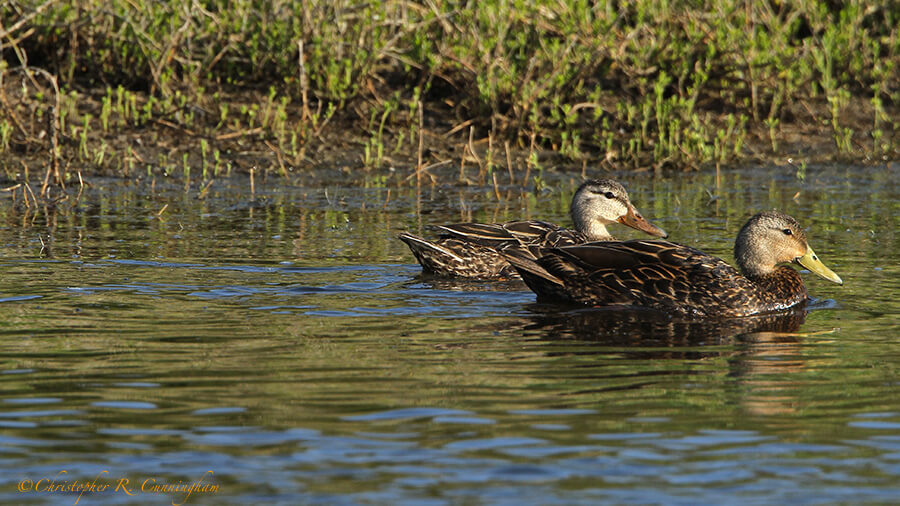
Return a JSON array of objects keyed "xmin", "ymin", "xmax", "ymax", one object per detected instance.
[
  {"xmin": 502, "ymin": 210, "xmax": 842, "ymax": 317},
  {"xmin": 398, "ymin": 179, "xmax": 668, "ymax": 279}
]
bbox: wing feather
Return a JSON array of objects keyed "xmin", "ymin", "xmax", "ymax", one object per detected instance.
[{"xmin": 531, "ymin": 239, "xmax": 762, "ymax": 314}]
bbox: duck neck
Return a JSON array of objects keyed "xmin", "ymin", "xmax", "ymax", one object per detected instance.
[
  {"xmin": 734, "ymin": 229, "xmax": 778, "ymax": 279},
  {"xmin": 582, "ymin": 221, "xmax": 613, "ymax": 241},
  {"xmin": 571, "ymin": 206, "xmax": 614, "ymax": 241},
  {"xmin": 745, "ymin": 266, "xmax": 808, "ymax": 307}
]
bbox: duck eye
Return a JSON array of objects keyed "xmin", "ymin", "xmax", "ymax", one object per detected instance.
[
  {"xmin": 782, "ymin": 228, "xmax": 792, "ymax": 235},
  {"xmin": 604, "ymin": 192, "xmax": 615, "ymax": 199}
]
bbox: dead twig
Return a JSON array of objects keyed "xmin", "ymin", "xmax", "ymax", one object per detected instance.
[
  {"xmin": 504, "ymin": 141, "xmax": 514, "ymax": 184},
  {"xmin": 24, "ymin": 182, "xmax": 37, "ymax": 208},
  {"xmin": 415, "ymin": 100, "xmax": 424, "ymax": 185},
  {"xmin": 0, "ymin": 68, "xmax": 38, "ymax": 144},
  {"xmin": 216, "ymin": 127, "xmax": 263, "ymax": 141},
  {"xmin": 523, "ymin": 131, "xmax": 536, "ymax": 186},
  {"xmin": 466, "ymin": 127, "xmax": 484, "ymax": 183},
  {"xmin": 445, "ymin": 119, "xmax": 474, "ymax": 138},
  {"xmin": 491, "ymin": 171, "xmax": 501, "ymax": 201},
  {"xmin": 150, "ymin": 17, "xmax": 192, "ymax": 96},
  {"xmin": 381, "ymin": 188, "xmax": 391, "ymax": 211},
  {"xmin": 264, "ymin": 140, "xmax": 288, "ymax": 178},
  {"xmin": 152, "ymin": 117, "xmax": 197, "ymax": 136},
  {"xmin": 21, "ymin": 67, "xmax": 65, "ymax": 193},
  {"xmin": 402, "ymin": 159, "xmax": 449, "ymax": 184},
  {"xmin": 0, "ymin": 0, "xmax": 57, "ymax": 40},
  {"xmin": 198, "ymin": 179, "xmax": 215, "ymax": 199},
  {"xmin": 298, "ymin": 40, "xmax": 311, "ymax": 124}
]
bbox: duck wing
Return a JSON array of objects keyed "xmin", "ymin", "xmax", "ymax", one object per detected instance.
[
  {"xmin": 538, "ymin": 240, "xmax": 756, "ymax": 316},
  {"xmin": 437, "ymin": 220, "xmax": 566, "ymax": 247}
]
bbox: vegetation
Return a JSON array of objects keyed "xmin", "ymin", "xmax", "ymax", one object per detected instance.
[{"xmin": 1, "ymin": 0, "xmax": 898, "ymax": 187}]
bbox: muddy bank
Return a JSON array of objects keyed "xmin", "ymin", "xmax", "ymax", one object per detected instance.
[
  {"xmin": 2, "ymin": 82, "xmax": 896, "ymax": 189},
  {"xmin": 1, "ymin": 1, "xmax": 899, "ymax": 189}
]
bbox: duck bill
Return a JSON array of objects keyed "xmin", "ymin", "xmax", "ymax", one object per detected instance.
[
  {"xmin": 617, "ymin": 205, "xmax": 668, "ymax": 238},
  {"xmin": 796, "ymin": 246, "xmax": 843, "ymax": 285}
]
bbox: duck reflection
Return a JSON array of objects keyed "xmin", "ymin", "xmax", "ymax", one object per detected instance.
[
  {"xmin": 403, "ymin": 274, "xmax": 527, "ymax": 293},
  {"xmin": 516, "ymin": 305, "xmax": 819, "ymax": 416},
  {"xmin": 520, "ymin": 305, "xmax": 806, "ymax": 348}
]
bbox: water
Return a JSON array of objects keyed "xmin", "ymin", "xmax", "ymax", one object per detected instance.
[{"xmin": 0, "ymin": 165, "xmax": 897, "ymax": 504}]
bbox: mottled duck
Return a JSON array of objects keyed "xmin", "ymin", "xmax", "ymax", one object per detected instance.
[
  {"xmin": 398, "ymin": 179, "xmax": 667, "ymax": 279},
  {"xmin": 503, "ymin": 211, "xmax": 842, "ymax": 317}
]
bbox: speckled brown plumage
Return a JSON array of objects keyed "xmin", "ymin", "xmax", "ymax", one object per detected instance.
[
  {"xmin": 504, "ymin": 211, "xmax": 842, "ymax": 317},
  {"xmin": 399, "ymin": 179, "xmax": 667, "ymax": 279},
  {"xmin": 398, "ymin": 220, "xmax": 579, "ymax": 279}
]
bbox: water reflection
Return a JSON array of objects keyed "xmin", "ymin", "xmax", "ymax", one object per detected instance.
[
  {"xmin": 403, "ymin": 273, "xmax": 527, "ymax": 293},
  {"xmin": 520, "ymin": 306, "xmax": 807, "ymax": 347},
  {"xmin": 515, "ymin": 306, "xmax": 821, "ymax": 419},
  {"xmin": 0, "ymin": 167, "xmax": 898, "ymax": 504}
]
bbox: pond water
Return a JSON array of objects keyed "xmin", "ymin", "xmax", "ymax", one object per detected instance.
[{"xmin": 0, "ymin": 164, "xmax": 897, "ymax": 505}]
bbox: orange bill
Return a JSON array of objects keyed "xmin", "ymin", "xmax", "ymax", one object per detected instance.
[{"xmin": 617, "ymin": 205, "xmax": 667, "ymax": 238}]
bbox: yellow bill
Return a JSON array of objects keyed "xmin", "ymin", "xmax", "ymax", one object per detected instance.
[{"xmin": 796, "ymin": 246, "xmax": 843, "ymax": 285}]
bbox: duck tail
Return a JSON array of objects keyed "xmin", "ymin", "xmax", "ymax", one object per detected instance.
[
  {"xmin": 398, "ymin": 232, "xmax": 467, "ymax": 269},
  {"xmin": 398, "ymin": 233, "xmax": 463, "ymax": 261},
  {"xmin": 500, "ymin": 244, "xmax": 575, "ymax": 302}
]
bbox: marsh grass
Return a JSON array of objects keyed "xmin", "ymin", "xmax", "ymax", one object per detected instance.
[{"xmin": 0, "ymin": 0, "xmax": 898, "ymax": 186}]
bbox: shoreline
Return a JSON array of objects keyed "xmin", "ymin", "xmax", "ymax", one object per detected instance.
[{"xmin": 1, "ymin": 1, "xmax": 898, "ymax": 186}]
